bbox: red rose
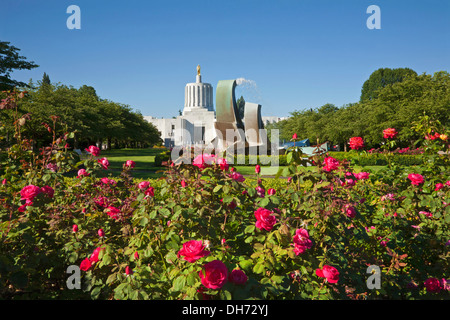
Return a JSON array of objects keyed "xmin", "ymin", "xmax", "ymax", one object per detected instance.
[
  {"xmin": 323, "ymin": 157, "xmax": 339, "ymax": 172},
  {"xmin": 125, "ymin": 266, "xmax": 133, "ymax": 276},
  {"xmin": 255, "ymin": 165, "xmax": 261, "ymax": 174},
  {"xmin": 267, "ymin": 188, "xmax": 276, "ymax": 195},
  {"xmin": 199, "ymin": 260, "xmax": 228, "ymax": 290},
  {"xmin": 177, "ymin": 240, "xmax": 210, "ymax": 263},
  {"xmin": 355, "ymin": 172, "xmax": 370, "ymax": 180},
  {"xmin": 20, "ymin": 185, "xmax": 42, "ymax": 201},
  {"xmin": 424, "ymin": 277, "xmax": 443, "ymax": 293},
  {"xmin": 181, "ymin": 180, "xmax": 187, "ymax": 187},
  {"xmin": 316, "ymin": 265, "xmax": 339, "ymax": 283},
  {"xmin": 106, "ymin": 206, "xmax": 120, "ymax": 220},
  {"xmin": 229, "ymin": 171, "xmax": 245, "ymax": 182},
  {"xmin": 229, "ymin": 269, "xmax": 248, "ymax": 285},
  {"xmin": 80, "ymin": 258, "xmax": 92, "ymax": 271},
  {"xmin": 254, "ymin": 207, "xmax": 277, "ymax": 231},
  {"xmin": 349, "ymin": 137, "xmax": 364, "ymax": 150},
  {"xmin": 408, "ymin": 173, "xmax": 424, "ymax": 186},
  {"xmin": 217, "ymin": 158, "xmax": 229, "ymax": 171},
  {"xmin": 40, "ymin": 185, "xmax": 54, "ymax": 198},
  {"xmin": 89, "ymin": 246, "xmax": 104, "ymax": 263},
  {"xmin": 344, "ymin": 205, "xmax": 357, "ymax": 218},
  {"xmin": 85, "ymin": 145, "xmax": 100, "ymax": 157},
  {"xmin": 72, "ymin": 224, "xmax": 78, "ymax": 233},
  {"xmin": 145, "ymin": 186, "xmax": 154, "ymax": 197},
  {"xmin": 292, "ymin": 133, "xmax": 298, "ymax": 140},
  {"xmin": 98, "ymin": 228, "xmax": 105, "ymax": 237}
]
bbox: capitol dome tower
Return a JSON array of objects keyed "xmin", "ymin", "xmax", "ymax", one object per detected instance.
[{"xmin": 183, "ymin": 65, "xmax": 214, "ymax": 114}]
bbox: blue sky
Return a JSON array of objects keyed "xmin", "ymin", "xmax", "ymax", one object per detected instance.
[{"xmin": 1, "ymin": 0, "xmax": 449, "ymax": 118}]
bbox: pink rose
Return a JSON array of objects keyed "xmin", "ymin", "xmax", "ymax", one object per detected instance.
[
  {"xmin": 316, "ymin": 265, "xmax": 339, "ymax": 283},
  {"xmin": 181, "ymin": 180, "xmax": 187, "ymax": 188},
  {"xmin": 138, "ymin": 181, "xmax": 150, "ymax": 189},
  {"xmin": 20, "ymin": 185, "xmax": 42, "ymax": 201},
  {"xmin": 124, "ymin": 160, "xmax": 135, "ymax": 168},
  {"xmin": 229, "ymin": 171, "xmax": 245, "ymax": 182},
  {"xmin": 199, "ymin": 260, "xmax": 228, "ymax": 290},
  {"xmin": 408, "ymin": 173, "xmax": 424, "ymax": 186},
  {"xmin": 292, "ymin": 133, "xmax": 298, "ymax": 140},
  {"xmin": 72, "ymin": 224, "xmax": 78, "ymax": 233},
  {"xmin": 177, "ymin": 240, "xmax": 210, "ymax": 263},
  {"xmin": 323, "ymin": 157, "xmax": 339, "ymax": 172},
  {"xmin": 255, "ymin": 165, "xmax": 261, "ymax": 174},
  {"xmin": 193, "ymin": 153, "xmax": 216, "ymax": 170},
  {"xmin": 98, "ymin": 157, "xmax": 109, "ymax": 169},
  {"xmin": 254, "ymin": 207, "xmax": 277, "ymax": 231},
  {"xmin": 228, "ymin": 269, "xmax": 248, "ymax": 285},
  {"xmin": 255, "ymin": 186, "xmax": 265, "ymax": 198},
  {"xmin": 77, "ymin": 168, "xmax": 89, "ymax": 178},
  {"xmin": 85, "ymin": 145, "xmax": 100, "ymax": 157},
  {"xmin": 293, "ymin": 228, "xmax": 313, "ymax": 255},
  {"xmin": 267, "ymin": 188, "xmax": 276, "ymax": 195},
  {"xmin": 355, "ymin": 172, "xmax": 370, "ymax": 180},
  {"xmin": 98, "ymin": 228, "xmax": 105, "ymax": 237}
]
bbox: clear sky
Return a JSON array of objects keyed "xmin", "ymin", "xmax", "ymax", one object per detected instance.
[{"xmin": 1, "ymin": 0, "xmax": 449, "ymax": 118}]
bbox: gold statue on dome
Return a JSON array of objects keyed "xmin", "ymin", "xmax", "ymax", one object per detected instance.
[{"xmin": 197, "ymin": 65, "xmax": 201, "ymax": 75}]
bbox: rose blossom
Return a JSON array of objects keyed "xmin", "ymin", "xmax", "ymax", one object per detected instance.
[
  {"xmin": 435, "ymin": 183, "xmax": 444, "ymax": 191},
  {"xmin": 216, "ymin": 157, "xmax": 229, "ymax": 171},
  {"xmin": 323, "ymin": 157, "xmax": 339, "ymax": 172},
  {"xmin": 255, "ymin": 165, "xmax": 261, "ymax": 174},
  {"xmin": 229, "ymin": 171, "xmax": 245, "ymax": 182},
  {"xmin": 199, "ymin": 260, "xmax": 228, "ymax": 290},
  {"xmin": 408, "ymin": 173, "xmax": 424, "ymax": 186},
  {"xmin": 267, "ymin": 188, "xmax": 276, "ymax": 195},
  {"xmin": 40, "ymin": 185, "xmax": 54, "ymax": 198},
  {"xmin": 20, "ymin": 185, "xmax": 42, "ymax": 202},
  {"xmin": 89, "ymin": 247, "xmax": 105, "ymax": 263},
  {"xmin": 349, "ymin": 137, "xmax": 364, "ymax": 150},
  {"xmin": 293, "ymin": 228, "xmax": 313, "ymax": 255},
  {"xmin": 77, "ymin": 168, "xmax": 90, "ymax": 178},
  {"xmin": 355, "ymin": 172, "xmax": 370, "ymax": 180},
  {"xmin": 98, "ymin": 228, "xmax": 105, "ymax": 237},
  {"xmin": 292, "ymin": 133, "xmax": 298, "ymax": 140},
  {"xmin": 228, "ymin": 269, "xmax": 248, "ymax": 285},
  {"xmin": 138, "ymin": 181, "xmax": 150, "ymax": 189},
  {"xmin": 424, "ymin": 277, "xmax": 443, "ymax": 293},
  {"xmin": 125, "ymin": 266, "xmax": 133, "ymax": 276},
  {"xmin": 106, "ymin": 206, "xmax": 120, "ymax": 220},
  {"xmin": 316, "ymin": 265, "xmax": 339, "ymax": 283},
  {"xmin": 124, "ymin": 160, "xmax": 135, "ymax": 168},
  {"xmin": 254, "ymin": 207, "xmax": 277, "ymax": 231},
  {"xmin": 181, "ymin": 180, "xmax": 187, "ymax": 187},
  {"xmin": 193, "ymin": 153, "xmax": 216, "ymax": 170},
  {"xmin": 144, "ymin": 186, "xmax": 154, "ymax": 197},
  {"xmin": 80, "ymin": 258, "xmax": 92, "ymax": 271},
  {"xmin": 177, "ymin": 240, "xmax": 210, "ymax": 263},
  {"xmin": 72, "ymin": 224, "xmax": 78, "ymax": 233},
  {"xmin": 85, "ymin": 145, "xmax": 100, "ymax": 156},
  {"xmin": 344, "ymin": 205, "xmax": 357, "ymax": 218},
  {"xmin": 98, "ymin": 157, "xmax": 109, "ymax": 169},
  {"xmin": 383, "ymin": 128, "xmax": 398, "ymax": 139}
]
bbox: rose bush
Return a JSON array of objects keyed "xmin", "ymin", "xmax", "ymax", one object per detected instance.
[{"xmin": 0, "ymin": 91, "xmax": 448, "ymax": 300}]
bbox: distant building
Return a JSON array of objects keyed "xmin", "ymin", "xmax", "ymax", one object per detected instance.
[{"xmin": 145, "ymin": 67, "xmax": 288, "ymax": 148}]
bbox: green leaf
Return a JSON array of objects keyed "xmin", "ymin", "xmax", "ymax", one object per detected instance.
[{"xmin": 173, "ymin": 275, "xmax": 186, "ymax": 292}]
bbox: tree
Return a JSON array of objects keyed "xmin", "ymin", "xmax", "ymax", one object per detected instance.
[
  {"xmin": 360, "ymin": 67, "xmax": 417, "ymax": 102},
  {"xmin": 0, "ymin": 41, "xmax": 38, "ymax": 91},
  {"xmin": 236, "ymin": 95, "xmax": 245, "ymax": 120},
  {"xmin": 42, "ymin": 72, "xmax": 51, "ymax": 85}
]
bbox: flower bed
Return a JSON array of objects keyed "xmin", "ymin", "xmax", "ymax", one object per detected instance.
[{"xmin": 0, "ymin": 93, "xmax": 448, "ymax": 300}]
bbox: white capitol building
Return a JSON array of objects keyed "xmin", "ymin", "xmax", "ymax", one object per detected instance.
[{"xmin": 144, "ymin": 66, "xmax": 287, "ymax": 148}]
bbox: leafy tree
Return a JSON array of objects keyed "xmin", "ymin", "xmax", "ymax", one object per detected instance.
[
  {"xmin": 360, "ymin": 67, "xmax": 417, "ymax": 102},
  {"xmin": 236, "ymin": 95, "xmax": 245, "ymax": 120},
  {"xmin": 0, "ymin": 41, "xmax": 38, "ymax": 91}
]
